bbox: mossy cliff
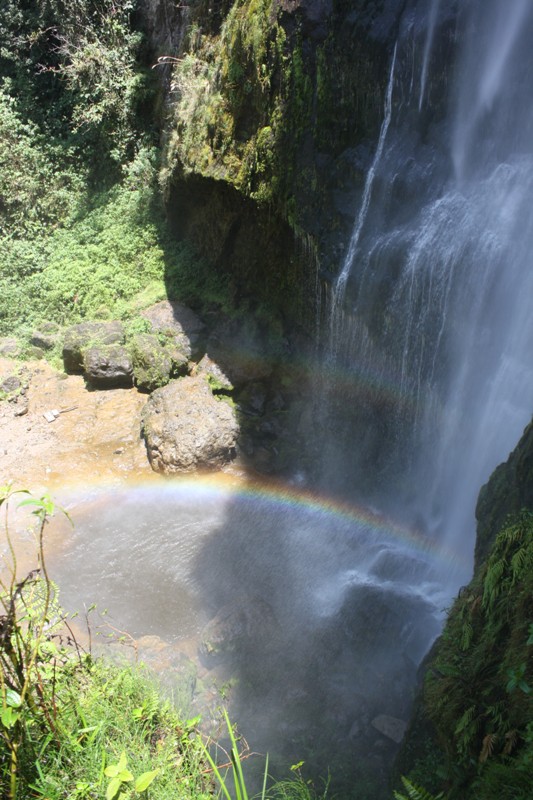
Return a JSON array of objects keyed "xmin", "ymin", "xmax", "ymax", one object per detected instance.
[
  {"xmin": 396, "ymin": 421, "xmax": 533, "ymax": 799},
  {"xmin": 140, "ymin": 0, "xmax": 404, "ymax": 328}
]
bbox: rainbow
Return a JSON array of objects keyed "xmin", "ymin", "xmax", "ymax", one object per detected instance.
[
  {"xmin": 54, "ymin": 471, "xmax": 469, "ymax": 573},
  {"xmin": 210, "ymin": 341, "xmax": 417, "ymax": 413}
]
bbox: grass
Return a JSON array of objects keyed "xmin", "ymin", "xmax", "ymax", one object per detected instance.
[{"xmin": 23, "ymin": 660, "xmax": 214, "ymax": 800}]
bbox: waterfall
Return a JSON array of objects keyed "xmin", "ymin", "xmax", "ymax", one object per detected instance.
[
  {"xmin": 332, "ymin": 44, "xmax": 397, "ymax": 308},
  {"xmin": 325, "ymin": 0, "xmax": 533, "ymax": 581},
  {"xmin": 418, "ymin": 0, "xmax": 440, "ymax": 110},
  {"xmin": 452, "ymin": 0, "xmax": 531, "ymax": 182}
]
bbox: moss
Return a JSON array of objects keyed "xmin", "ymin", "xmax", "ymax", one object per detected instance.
[
  {"xmin": 475, "ymin": 418, "xmax": 533, "ymax": 567},
  {"xmin": 399, "ymin": 509, "xmax": 533, "ymax": 799},
  {"xmin": 161, "ymin": 0, "xmax": 288, "ymax": 205}
]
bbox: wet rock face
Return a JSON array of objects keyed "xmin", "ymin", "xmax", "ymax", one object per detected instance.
[
  {"xmin": 141, "ymin": 375, "xmax": 239, "ymax": 473},
  {"xmin": 278, "ymin": 0, "xmax": 333, "ymax": 39},
  {"xmin": 199, "ymin": 597, "xmax": 278, "ymax": 666},
  {"xmin": 205, "ymin": 318, "xmax": 274, "ymax": 388}
]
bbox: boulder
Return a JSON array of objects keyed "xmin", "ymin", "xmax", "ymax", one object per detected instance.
[
  {"xmin": 30, "ymin": 322, "xmax": 60, "ymax": 351},
  {"xmin": 25, "ymin": 346, "xmax": 46, "ymax": 360},
  {"xmin": 199, "ymin": 597, "xmax": 278, "ymax": 665},
  {"xmin": 0, "ymin": 375, "xmax": 21, "ymax": 395},
  {"xmin": 193, "ymin": 354, "xmax": 234, "ymax": 391},
  {"xmin": 63, "ymin": 321, "xmax": 125, "ymax": 373},
  {"xmin": 141, "ymin": 375, "xmax": 239, "ymax": 473},
  {"xmin": 141, "ymin": 301, "xmax": 205, "ymax": 360},
  {"xmin": 0, "ymin": 338, "xmax": 21, "ymax": 358},
  {"xmin": 130, "ymin": 333, "xmax": 188, "ymax": 392},
  {"xmin": 83, "ymin": 345, "xmax": 133, "ymax": 388},
  {"xmin": 371, "ymin": 714, "xmax": 407, "ymax": 744}
]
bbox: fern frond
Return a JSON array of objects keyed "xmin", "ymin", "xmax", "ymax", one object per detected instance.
[
  {"xmin": 460, "ymin": 621, "xmax": 473, "ymax": 651},
  {"xmin": 510, "ymin": 547, "xmax": 527, "ymax": 582},
  {"xmin": 394, "ymin": 775, "xmax": 444, "ymax": 800},
  {"xmin": 503, "ymin": 728, "xmax": 519, "ymax": 755},
  {"xmin": 479, "ymin": 732, "xmax": 497, "ymax": 762},
  {"xmin": 455, "ymin": 705, "xmax": 476, "ymax": 735},
  {"xmin": 482, "ymin": 559, "xmax": 505, "ymax": 608}
]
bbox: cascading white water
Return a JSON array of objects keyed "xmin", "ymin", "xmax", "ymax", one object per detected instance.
[
  {"xmin": 452, "ymin": 0, "xmax": 531, "ymax": 182},
  {"xmin": 326, "ymin": 0, "xmax": 533, "ymax": 577},
  {"xmin": 332, "ymin": 44, "xmax": 397, "ymax": 310},
  {"xmin": 418, "ymin": 0, "xmax": 440, "ymax": 110}
]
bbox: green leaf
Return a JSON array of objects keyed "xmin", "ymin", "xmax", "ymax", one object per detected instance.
[
  {"xmin": 118, "ymin": 770, "xmax": 133, "ymax": 782},
  {"xmin": 0, "ymin": 707, "xmax": 21, "ymax": 729},
  {"xmin": 105, "ymin": 765, "xmax": 120, "ymax": 778},
  {"xmin": 106, "ymin": 777, "xmax": 122, "ymax": 800},
  {"xmin": 5, "ymin": 688, "xmax": 22, "ymax": 707},
  {"xmin": 135, "ymin": 770, "xmax": 159, "ymax": 792}
]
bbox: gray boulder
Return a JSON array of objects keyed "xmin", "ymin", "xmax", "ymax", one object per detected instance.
[
  {"xmin": 371, "ymin": 714, "xmax": 408, "ymax": 744},
  {"xmin": 63, "ymin": 321, "xmax": 125, "ymax": 373},
  {"xmin": 30, "ymin": 322, "xmax": 60, "ymax": 351},
  {"xmin": 141, "ymin": 375, "xmax": 239, "ymax": 473},
  {"xmin": 199, "ymin": 597, "xmax": 278, "ymax": 665},
  {"xmin": 130, "ymin": 333, "xmax": 188, "ymax": 392},
  {"xmin": 193, "ymin": 354, "xmax": 233, "ymax": 391},
  {"xmin": 83, "ymin": 345, "xmax": 133, "ymax": 388},
  {"xmin": 141, "ymin": 301, "xmax": 205, "ymax": 360},
  {"xmin": 0, "ymin": 338, "xmax": 21, "ymax": 358},
  {"xmin": 0, "ymin": 375, "xmax": 21, "ymax": 395}
]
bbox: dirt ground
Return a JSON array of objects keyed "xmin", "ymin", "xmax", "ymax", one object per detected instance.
[
  {"xmin": 0, "ymin": 356, "xmax": 153, "ymax": 493},
  {"xmin": 0, "ymin": 355, "xmax": 159, "ymax": 576}
]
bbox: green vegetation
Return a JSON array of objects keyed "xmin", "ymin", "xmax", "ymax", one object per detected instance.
[
  {"xmin": 0, "ymin": 0, "xmax": 232, "ymax": 351},
  {"xmin": 161, "ymin": 0, "xmax": 288, "ymax": 204},
  {"xmin": 0, "ymin": 0, "xmax": 151, "ymax": 180},
  {"xmin": 0, "ymin": 111, "xmax": 231, "ymax": 347},
  {"xmin": 159, "ymin": 0, "xmax": 342, "ymax": 219},
  {"xmin": 0, "ymin": 141, "xmax": 230, "ymax": 341},
  {"xmin": 393, "ymin": 777, "xmax": 443, "ymax": 800},
  {"xmin": 399, "ymin": 510, "xmax": 533, "ymax": 799}
]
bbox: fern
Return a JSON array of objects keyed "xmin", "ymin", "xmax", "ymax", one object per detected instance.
[
  {"xmin": 479, "ymin": 733, "xmax": 497, "ymax": 763},
  {"xmin": 454, "ymin": 706, "xmax": 476, "ymax": 736},
  {"xmin": 460, "ymin": 620, "xmax": 474, "ymax": 651},
  {"xmin": 510, "ymin": 546, "xmax": 530, "ymax": 583},
  {"xmin": 394, "ymin": 776, "xmax": 444, "ymax": 800},
  {"xmin": 482, "ymin": 559, "xmax": 505, "ymax": 608},
  {"xmin": 503, "ymin": 729, "xmax": 519, "ymax": 755}
]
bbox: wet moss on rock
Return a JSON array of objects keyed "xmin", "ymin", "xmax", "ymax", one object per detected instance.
[
  {"xmin": 397, "ymin": 422, "xmax": 533, "ymax": 799},
  {"xmin": 475, "ymin": 418, "xmax": 533, "ymax": 568}
]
